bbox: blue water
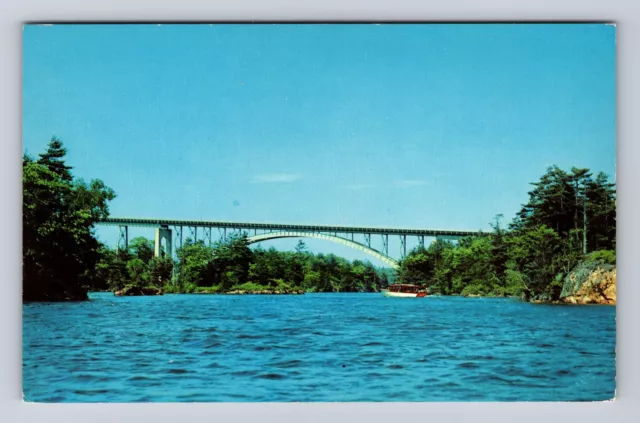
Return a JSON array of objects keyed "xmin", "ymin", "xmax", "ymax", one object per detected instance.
[{"xmin": 22, "ymin": 292, "xmax": 616, "ymax": 402}]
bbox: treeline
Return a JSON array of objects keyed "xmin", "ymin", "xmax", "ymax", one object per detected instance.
[
  {"xmin": 23, "ymin": 138, "xmax": 115, "ymax": 301},
  {"xmin": 96, "ymin": 235, "xmax": 390, "ymax": 294},
  {"xmin": 396, "ymin": 166, "xmax": 616, "ymax": 302}
]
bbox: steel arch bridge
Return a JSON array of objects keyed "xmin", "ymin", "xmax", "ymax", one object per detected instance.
[
  {"xmin": 98, "ymin": 217, "xmax": 487, "ymax": 268},
  {"xmin": 246, "ymin": 231, "xmax": 400, "ymax": 268}
]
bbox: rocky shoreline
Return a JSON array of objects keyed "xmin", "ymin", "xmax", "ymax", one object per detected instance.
[
  {"xmin": 527, "ymin": 266, "xmax": 616, "ymax": 305},
  {"xmin": 455, "ymin": 266, "xmax": 617, "ymax": 306},
  {"xmin": 114, "ymin": 286, "xmax": 164, "ymax": 296},
  {"xmin": 560, "ymin": 267, "xmax": 616, "ymax": 305},
  {"xmin": 195, "ymin": 289, "xmax": 305, "ymax": 295}
]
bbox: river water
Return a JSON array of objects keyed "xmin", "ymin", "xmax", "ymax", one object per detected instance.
[{"xmin": 22, "ymin": 292, "xmax": 616, "ymax": 402}]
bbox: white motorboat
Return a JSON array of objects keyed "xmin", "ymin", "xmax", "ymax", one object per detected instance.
[{"xmin": 382, "ymin": 284, "xmax": 428, "ymax": 298}]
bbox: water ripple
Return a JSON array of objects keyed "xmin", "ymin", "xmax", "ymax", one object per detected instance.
[
  {"xmin": 256, "ymin": 373, "xmax": 286, "ymax": 380},
  {"xmin": 22, "ymin": 292, "xmax": 616, "ymax": 402}
]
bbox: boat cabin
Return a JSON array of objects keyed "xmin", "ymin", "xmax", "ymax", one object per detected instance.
[{"xmin": 387, "ymin": 284, "xmax": 427, "ymax": 293}]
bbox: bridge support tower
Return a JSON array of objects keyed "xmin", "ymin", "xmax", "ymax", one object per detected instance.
[{"xmin": 155, "ymin": 226, "xmax": 173, "ymax": 258}]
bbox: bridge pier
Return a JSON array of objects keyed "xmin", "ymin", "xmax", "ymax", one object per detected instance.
[{"xmin": 155, "ymin": 226, "xmax": 172, "ymax": 258}]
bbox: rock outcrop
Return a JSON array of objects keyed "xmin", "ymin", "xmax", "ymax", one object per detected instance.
[
  {"xmin": 560, "ymin": 265, "xmax": 616, "ymax": 305},
  {"xmin": 114, "ymin": 286, "xmax": 164, "ymax": 296}
]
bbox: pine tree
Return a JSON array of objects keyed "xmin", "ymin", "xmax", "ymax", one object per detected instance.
[
  {"xmin": 37, "ymin": 136, "xmax": 73, "ymax": 181},
  {"xmin": 585, "ymin": 172, "xmax": 616, "ymax": 251},
  {"xmin": 295, "ymin": 239, "xmax": 307, "ymax": 254}
]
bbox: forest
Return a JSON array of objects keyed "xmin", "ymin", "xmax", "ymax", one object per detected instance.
[{"xmin": 23, "ymin": 138, "xmax": 615, "ymax": 302}]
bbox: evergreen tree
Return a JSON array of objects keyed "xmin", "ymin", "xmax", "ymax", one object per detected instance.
[{"xmin": 37, "ymin": 137, "xmax": 73, "ymax": 182}]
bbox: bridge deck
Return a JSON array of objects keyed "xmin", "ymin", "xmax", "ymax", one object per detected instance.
[{"xmin": 99, "ymin": 217, "xmax": 486, "ymax": 237}]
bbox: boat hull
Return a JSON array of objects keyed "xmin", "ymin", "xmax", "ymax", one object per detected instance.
[{"xmin": 382, "ymin": 290, "xmax": 427, "ymax": 298}]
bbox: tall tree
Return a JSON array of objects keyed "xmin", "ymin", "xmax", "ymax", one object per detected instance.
[
  {"xmin": 489, "ymin": 214, "xmax": 508, "ymax": 282},
  {"xmin": 585, "ymin": 172, "xmax": 616, "ymax": 251},
  {"xmin": 569, "ymin": 167, "xmax": 593, "ymax": 254},
  {"xmin": 506, "ymin": 225, "xmax": 562, "ymax": 300},
  {"xmin": 37, "ymin": 137, "xmax": 73, "ymax": 182},
  {"xmin": 295, "ymin": 239, "xmax": 307, "ymax": 254}
]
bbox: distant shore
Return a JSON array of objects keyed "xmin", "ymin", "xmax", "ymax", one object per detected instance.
[
  {"xmin": 100, "ymin": 274, "xmax": 615, "ymax": 305},
  {"xmin": 54, "ymin": 264, "xmax": 617, "ymax": 306}
]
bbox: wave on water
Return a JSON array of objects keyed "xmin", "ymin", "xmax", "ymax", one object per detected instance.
[{"xmin": 22, "ymin": 293, "xmax": 616, "ymax": 402}]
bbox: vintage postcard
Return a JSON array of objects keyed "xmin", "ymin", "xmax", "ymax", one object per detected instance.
[{"xmin": 22, "ymin": 23, "xmax": 616, "ymax": 402}]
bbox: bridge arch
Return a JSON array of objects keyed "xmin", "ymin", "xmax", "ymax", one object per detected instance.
[{"xmin": 246, "ymin": 231, "xmax": 399, "ymax": 269}]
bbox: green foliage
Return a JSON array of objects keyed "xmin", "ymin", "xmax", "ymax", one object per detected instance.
[
  {"xmin": 507, "ymin": 224, "xmax": 562, "ymax": 299},
  {"xmin": 510, "ymin": 166, "xmax": 616, "ymax": 253},
  {"xmin": 23, "ymin": 137, "xmax": 116, "ymax": 301},
  {"xmin": 94, "ymin": 232, "xmax": 391, "ymax": 294},
  {"xmin": 503, "ymin": 270, "xmax": 527, "ymax": 297},
  {"xmin": 271, "ymin": 279, "xmax": 294, "ymax": 291},
  {"xmin": 182, "ymin": 283, "xmax": 198, "ymax": 294},
  {"xmin": 162, "ymin": 284, "xmax": 181, "ymax": 294},
  {"xmin": 396, "ymin": 165, "xmax": 616, "ymax": 302},
  {"xmin": 229, "ymin": 282, "xmax": 271, "ymax": 292},
  {"xmin": 174, "ymin": 239, "xmax": 216, "ymax": 288},
  {"xmin": 94, "ymin": 234, "xmax": 174, "ymax": 292},
  {"xmin": 193, "ymin": 285, "xmax": 224, "ymax": 293},
  {"xmin": 36, "ymin": 136, "xmax": 73, "ymax": 181},
  {"xmin": 211, "ymin": 234, "xmax": 254, "ymax": 290},
  {"xmin": 586, "ymin": 250, "xmax": 616, "ymax": 265},
  {"xmin": 148, "ymin": 257, "xmax": 174, "ymax": 286},
  {"xmin": 168, "ymin": 238, "xmax": 390, "ymax": 293},
  {"xmin": 460, "ymin": 283, "xmax": 489, "ymax": 297},
  {"xmin": 129, "ymin": 237, "xmax": 154, "ymax": 263},
  {"xmin": 126, "ymin": 258, "xmax": 148, "ymax": 287}
]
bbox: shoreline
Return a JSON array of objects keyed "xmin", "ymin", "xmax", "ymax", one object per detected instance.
[
  {"xmin": 24, "ymin": 291, "xmax": 615, "ymax": 305},
  {"xmin": 75, "ymin": 290, "xmax": 615, "ymax": 305}
]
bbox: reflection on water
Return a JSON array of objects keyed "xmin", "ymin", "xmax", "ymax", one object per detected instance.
[{"xmin": 22, "ymin": 292, "xmax": 615, "ymax": 402}]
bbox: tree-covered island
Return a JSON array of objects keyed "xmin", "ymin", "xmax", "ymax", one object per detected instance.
[{"xmin": 23, "ymin": 138, "xmax": 616, "ymax": 304}]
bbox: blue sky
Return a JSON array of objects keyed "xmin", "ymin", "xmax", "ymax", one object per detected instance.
[{"xmin": 22, "ymin": 23, "xmax": 616, "ymax": 265}]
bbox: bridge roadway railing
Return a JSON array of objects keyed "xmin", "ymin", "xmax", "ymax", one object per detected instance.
[{"xmin": 98, "ymin": 217, "xmax": 484, "ymax": 237}]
